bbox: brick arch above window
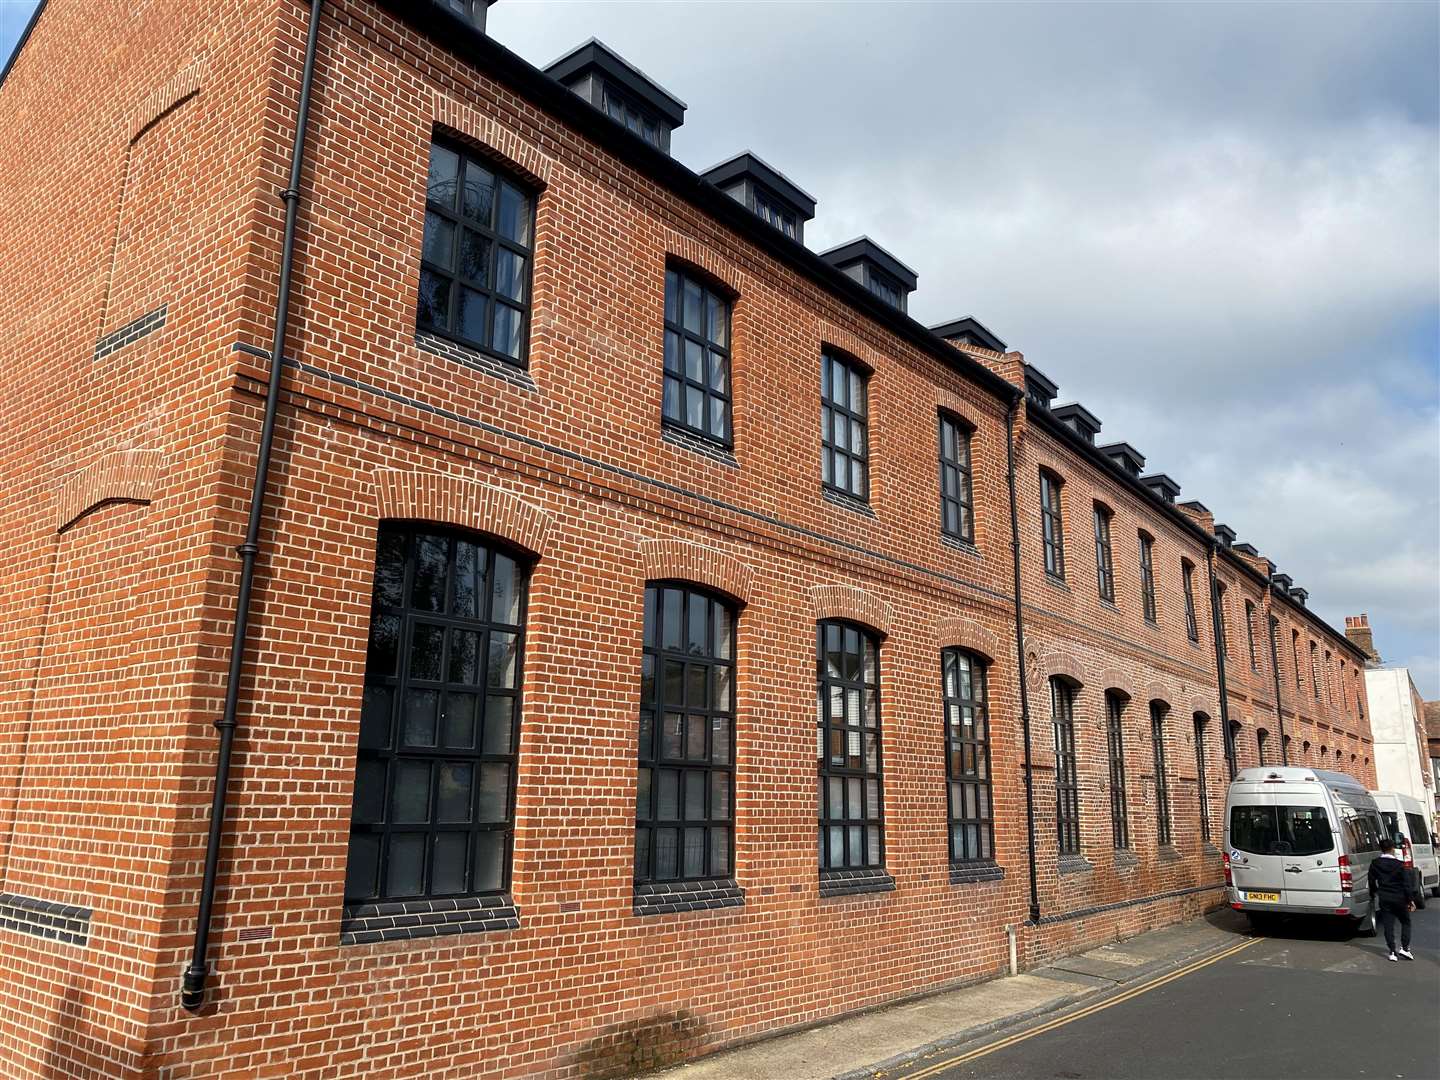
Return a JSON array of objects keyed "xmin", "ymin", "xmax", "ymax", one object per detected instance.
[
  {"xmin": 1145, "ymin": 683, "xmax": 1173, "ymax": 708},
  {"xmin": 432, "ymin": 92, "xmax": 554, "ymax": 186},
  {"xmin": 372, "ymin": 470, "xmax": 552, "ymax": 557},
  {"xmin": 1029, "ymin": 647, "xmax": 1084, "ymax": 691},
  {"xmin": 936, "ymin": 616, "xmax": 1001, "ymax": 664},
  {"xmin": 1188, "ymin": 694, "xmax": 1214, "ymax": 718},
  {"xmin": 56, "ymin": 447, "xmax": 165, "ymax": 532},
  {"xmin": 816, "ymin": 320, "xmax": 887, "ymax": 374},
  {"xmin": 662, "ymin": 229, "xmax": 744, "ymax": 298},
  {"xmin": 1096, "ymin": 668, "xmax": 1135, "ymax": 702},
  {"xmin": 638, "ymin": 538, "xmax": 755, "ymax": 605},
  {"xmin": 810, "ymin": 584, "xmax": 892, "ymax": 637}
]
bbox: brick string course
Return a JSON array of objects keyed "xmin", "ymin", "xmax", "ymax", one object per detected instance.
[{"xmin": 0, "ymin": 2, "xmax": 1376, "ymax": 1077}]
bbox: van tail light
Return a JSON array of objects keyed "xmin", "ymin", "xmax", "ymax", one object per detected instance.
[
  {"xmin": 1222, "ymin": 851, "xmax": 1233, "ymax": 887},
  {"xmin": 1402, "ymin": 840, "xmax": 1414, "ymax": 869},
  {"xmin": 1338, "ymin": 853, "xmax": 1353, "ymax": 894}
]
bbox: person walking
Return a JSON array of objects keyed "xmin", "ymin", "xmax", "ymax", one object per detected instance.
[{"xmin": 1368, "ymin": 836, "xmax": 1418, "ymax": 961}]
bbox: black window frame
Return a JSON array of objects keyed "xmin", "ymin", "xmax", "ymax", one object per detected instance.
[
  {"xmin": 867, "ymin": 267, "xmax": 904, "ymax": 309},
  {"xmin": 418, "ymin": 138, "xmax": 537, "ymax": 367},
  {"xmin": 1105, "ymin": 692, "xmax": 1130, "ymax": 850},
  {"xmin": 1040, "ymin": 469, "xmax": 1066, "ymax": 581},
  {"xmin": 1195, "ymin": 714, "xmax": 1213, "ymax": 843},
  {"xmin": 635, "ymin": 582, "xmax": 738, "ymax": 885},
  {"xmin": 600, "ymin": 81, "xmax": 664, "ymax": 148},
  {"xmin": 1182, "ymin": 559, "xmax": 1199, "ymax": 642},
  {"xmin": 820, "ymin": 350, "xmax": 870, "ymax": 502},
  {"xmin": 938, "ymin": 412, "xmax": 975, "ymax": 545},
  {"xmin": 1094, "ymin": 503, "xmax": 1115, "ymax": 604},
  {"xmin": 1292, "ymin": 628, "xmax": 1302, "ymax": 688},
  {"xmin": 1052, "ymin": 678, "xmax": 1081, "ymax": 856},
  {"xmin": 1138, "ymin": 531, "xmax": 1157, "ymax": 623},
  {"xmin": 1151, "ymin": 702, "xmax": 1172, "ymax": 847},
  {"xmin": 943, "ymin": 649, "xmax": 994, "ymax": 865},
  {"xmin": 346, "ymin": 523, "xmax": 529, "ymax": 906},
  {"xmin": 662, "ymin": 265, "xmax": 734, "ymax": 447},
  {"xmin": 1310, "ymin": 641, "xmax": 1320, "ymax": 699},
  {"xmin": 1256, "ymin": 727, "xmax": 1270, "ymax": 767},
  {"xmin": 1224, "ymin": 720, "xmax": 1240, "ymax": 780},
  {"xmin": 1215, "ymin": 582, "xmax": 1228, "ymax": 656},
  {"xmin": 1245, "ymin": 601, "xmax": 1259, "ymax": 671},
  {"xmin": 753, "ymin": 188, "xmax": 798, "ymax": 239},
  {"xmin": 817, "ymin": 620, "xmax": 885, "ymax": 872}
]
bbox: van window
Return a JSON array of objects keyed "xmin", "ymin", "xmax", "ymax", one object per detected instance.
[
  {"xmin": 1405, "ymin": 812, "xmax": 1432, "ymax": 846},
  {"xmin": 1341, "ymin": 809, "xmax": 1381, "ymax": 854},
  {"xmin": 1381, "ymin": 811, "xmax": 1402, "ymax": 845},
  {"xmin": 1229, "ymin": 804, "xmax": 1334, "ymax": 856}
]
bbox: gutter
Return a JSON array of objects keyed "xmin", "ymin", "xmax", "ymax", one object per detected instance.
[{"xmin": 180, "ymin": 0, "xmax": 324, "ymax": 1012}]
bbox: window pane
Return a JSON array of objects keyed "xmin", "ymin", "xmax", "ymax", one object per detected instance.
[
  {"xmin": 497, "ymin": 182, "xmax": 531, "ymax": 244},
  {"xmin": 432, "ymin": 833, "xmax": 468, "ymax": 895},
  {"xmin": 436, "ymin": 763, "xmax": 473, "ymax": 823},
  {"xmin": 459, "ymin": 230, "xmax": 491, "ymax": 284},
  {"xmin": 359, "ymin": 685, "xmax": 393, "ymax": 749},
  {"xmin": 427, "ymin": 143, "xmax": 459, "ymax": 208},
  {"xmin": 483, "ymin": 695, "xmax": 514, "ymax": 755},
  {"xmin": 495, "ymin": 248, "xmax": 526, "ymax": 302},
  {"xmin": 457, "ymin": 287, "xmax": 487, "ymax": 344},
  {"xmin": 402, "ymin": 689, "xmax": 439, "ymax": 747},
  {"xmin": 345, "ymin": 834, "xmax": 380, "ymax": 899},
  {"xmin": 462, "ymin": 161, "xmax": 495, "ymax": 224},
  {"xmin": 488, "ymin": 632, "xmax": 519, "ymax": 688},
  {"xmin": 442, "ymin": 691, "xmax": 478, "ymax": 750},
  {"xmin": 683, "ymin": 278, "xmax": 703, "ymax": 333},
  {"xmin": 392, "ymin": 760, "xmax": 431, "ymax": 824},
  {"xmin": 473, "ymin": 831, "xmax": 504, "ymax": 891},
  {"xmin": 417, "ymin": 270, "xmax": 450, "ymax": 329},
  {"xmin": 491, "ymin": 303, "xmax": 523, "ymax": 358},
  {"xmin": 492, "ymin": 553, "xmax": 521, "ymax": 624},
  {"xmin": 478, "ymin": 763, "xmax": 509, "ymax": 822},
  {"xmin": 422, "ymin": 211, "xmax": 455, "ymax": 267}
]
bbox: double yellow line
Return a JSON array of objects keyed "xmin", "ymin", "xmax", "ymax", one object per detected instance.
[{"xmin": 896, "ymin": 937, "xmax": 1259, "ymax": 1079}]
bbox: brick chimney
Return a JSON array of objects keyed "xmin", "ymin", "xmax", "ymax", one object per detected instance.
[{"xmin": 1344, "ymin": 614, "xmax": 1380, "ymax": 665}]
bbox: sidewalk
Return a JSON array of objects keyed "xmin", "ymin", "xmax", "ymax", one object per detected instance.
[{"xmin": 649, "ymin": 908, "xmax": 1249, "ymax": 1080}]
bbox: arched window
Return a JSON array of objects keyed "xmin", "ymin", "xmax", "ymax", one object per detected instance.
[
  {"xmin": 1194, "ymin": 714, "xmax": 1212, "ymax": 843},
  {"xmin": 1224, "ymin": 720, "xmax": 1240, "ymax": 779},
  {"xmin": 347, "ymin": 524, "xmax": 528, "ymax": 905},
  {"xmin": 938, "ymin": 412, "xmax": 975, "ymax": 544},
  {"xmin": 1040, "ymin": 469, "xmax": 1066, "ymax": 580},
  {"xmin": 663, "ymin": 265, "xmax": 733, "ymax": 445},
  {"xmin": 817, "ymin": 621, "xmax": 884, "ymax": 871},
  {"xmin": 1051, "ymin": 677, "xmax": 1081, "ymax": 855},
  {"xmin": 943, "ymin": 649, "xmax": 992, "ymax": 864},
  {"xmin": 1105, "ymin": 692, "xmax": 1130, "ymax": 849},
  {"xmin": 1151, "ymin": 702, "xmax": 1172, "ymax": 847},
  {"xmin": 1256, "ymin": 728, "xmax": 1270, "ymax": 766},
  {"xmin": 1138, "ymin": 532, "xmax": 1157, "ymax": 623},
  {"xmin": 1093, "ymin": 504, "xmax": 1115, "ymax": 603},
  {"xmin": 821, "ymin": 351, "xmax": 870, "ymax": 501}
]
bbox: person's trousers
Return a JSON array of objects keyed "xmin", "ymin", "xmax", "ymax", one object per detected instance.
[{"xmin": 1378, "ymin": 899, "xmax": 1412, "ymax": 952}]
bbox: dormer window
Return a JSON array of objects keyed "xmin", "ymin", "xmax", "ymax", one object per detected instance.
[
  {"xmin": 754, "ymin": 189, "xmax": 797, "ymax": 239},
  {"xmin": 867, "ymin": 269, "xmax": 903, "ymax": 308},
  {"xmin": 819, "ymin": 237, "xmax": 918, "ymax": 313},
  {"xmin": 601, "ymin": 83, "xmax": 663, "ymax": 148},
  {"xmin": 702, "ymin": 152, "xmax": 816, "ymax": 243},
  {"xmin": 545, "ymin": 39, "xmax": 687, "ymax": 156}
]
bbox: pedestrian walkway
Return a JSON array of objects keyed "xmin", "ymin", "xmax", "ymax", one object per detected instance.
[{"xmin": 648, "ymin": 909, "xmax": 1249, "ymax": 1080}]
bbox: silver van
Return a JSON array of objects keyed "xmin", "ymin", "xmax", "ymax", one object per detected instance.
[
  {"xmin": 1369, "ymin": 789, "xmax": 1439, "ymax": 900},
  {"xmin": 1224, "ymin": 766, "xmax": 1385, "ymax": 933}
]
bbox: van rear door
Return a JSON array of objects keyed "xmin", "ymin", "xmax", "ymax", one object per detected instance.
[
  {"xmin": 1229, "ymin": 799, "xmax": 1289, "ymax": 904},
  {"xmin": 1275, "ymin": 804, "xmax": 1341, "ymax": 911}
]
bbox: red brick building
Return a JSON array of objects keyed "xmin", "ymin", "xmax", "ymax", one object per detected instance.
[{"xmin": 0, "ymin": 2, "xmax": 1376, "ymax": 1076}]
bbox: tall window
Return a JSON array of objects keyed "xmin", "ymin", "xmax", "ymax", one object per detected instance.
[
  {"xmin": 1324, "ymin": 650, "xmax": 1332, "ymax": 703},
  {"xmin": 635, "ymin": 584, "xmax": 736, "ymax": 884},
  {"xmin": 1224, "ymin": 719, "xmax": 1239, "ymax": 780},
  {"xmin": 1310, "ymin": 642, "xmax": 1320, "ymax": 699},
  {"xmin": 1040, "ymin": 470, "xmax": 1066, "ymax": 579},
  {"xmin": 938, "ymin": 413, "xmax": 975, "ymax": 544},
  {"xmin": 663, "ymin": 267, "xmax": 732, "ymax": 444},
  {"xmin": 1292, "ymin": 629, "xmax": 1302, "ymax": 688},
  {"xmin": 1215, "ymin": 583, "xmax": 1228, "ymax": 656},
  {"xmin": 1182, "ymin": 559, "xmax": 1199, "ymax": 642},
  {"xmin": 943, "ymin": 650, "xmax": 993, "ymax": 864},
  {"xmin": 1093, "ymin": 504, "xmax": 1115, "ymax": 603},
  {"xmin": 1105, "ymin": 692, "xmax": 1129, "ymax": 849},
  {"xmin": 1138, "ymin": 532, "xmax": 1157, "ymax": 622},
  {"xmin": 817, "ymin": 622, "xmax": 884, "ymax": 870},
  {"xmin": 1194, "ymin": 715, "xmax": 1212, "ymax": 843},
  {"xmin": 1268, "ymin": 616, "xmax": 1281, "ymax": 687},
  {"xmin": 1243, "ymin": 601, "xmax": 1259, "ymax": 671},
  {"xmin": 1151, "ymin": 703, "xmax": 1172, "ymax": 847},
  {"xmin": 1356, "ymin": 670, "xmax": 1365, "ymax": 720},
  {"xmin": 419, "ymin": 140, "xmax": 535, "ymax": 363},
  {"xmin": 1052, "ymin": 679, "xmax": 1081, "ymax": 856},
  {"xmin": 821, "ymin": 351, "xmax": 869, "ymax": 501},
  {"xmin": 347, "ymin": 525, "xmax": 527, "ymax": 905},
  {"xmin": 1257, "ymin": 728, "xmax": 1270, "ymax": 766}
]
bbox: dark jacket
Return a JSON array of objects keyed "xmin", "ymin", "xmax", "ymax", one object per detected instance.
[{"xmin": 1368, "ymin": 853, "xmax": 1419, "ymax": 906}]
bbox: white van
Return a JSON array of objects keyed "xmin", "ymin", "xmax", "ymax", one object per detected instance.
[
  {"xmin": 1369, "ymin": 789, "xmax": 1439, "ymax": 900},
  {"xmin": 1224, "ymin": 767, "xmax": 1385, "ymax": 933}
]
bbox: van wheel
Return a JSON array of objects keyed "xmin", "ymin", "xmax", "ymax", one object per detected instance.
[
  {"xmin": 1354, "ymin": 911, "xmax": 1376, "ymax": 938},
  {"xmin": 1432, "ymin": 885, "xmax": 1440, "ymax": 899}
]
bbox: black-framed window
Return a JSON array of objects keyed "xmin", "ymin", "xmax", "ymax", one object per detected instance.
[
  {"xmin": 1245, "ymin": 601, "xmax": 1259, "ymax": 670},
  {"xmin": 1215, "ymin": 583, "xmax": 1228, "ymax": 656},
  {"xmin": 1324, "ymin": 649, "xmax": 1332, "ymax": 703},
  {"xmin": 938, "ymin": 413, "xmax": 975, "ymax": 544},
  {"xmin": 346, "ymin": 524, "xmax": 527, "ymax": 905},
  {"xmin": 817, "ymin": 621, "xmax": 884, "ymax": 871},
  {"xmin": 419, "ymin": 140, "xmax": 535, "ymax": 364},
  {"xmin": 943, "ymin": 649, "xmax": 993, "ymax": 864},
  {"xmin": 1105, "ymin": 692, "xmax": 1130, "ymax": 849},
  {"xmin": 663, "ymin": 267, "xmax": 732, "ymax": 444},
  {"xmin": 1310, "ymin": 641, "xmax": 1320, "ymax": 699},
  {"xmin": 1195, "ymin": 715, "xmax": 1212, "ymax": 843},
  {"xmin": 754, "ymin": 189, "xmax": 797, "ymax": 239},
  {"xmin": 1257, "ymin": 727, "xmax": 1270, "ymax": 767},
  {"xmin": 1138, "ymin": 532, "xmax": 1157, "ymax": 623},
  {"xmin": 867, "ymin": 269, "xmax": 903, "ymax": 309},
  {"xmin": 1292, "ymin": 629, "xmax": 1302, "ymax": 688},
  {"xmin": 1151, "ymin": 703, "xmax": 1172, "ymax": 846},
  {"xmin": 1094, "ymin": 504, "xmax": 1115, "ymax": 603},
  {"xmin": 1182, "ymin": 559, "xmax": 1199, "ymax": 642},
  {"xmin": 601, "ymin": 83, "xmax": 663, "ymax": 148},
  {"xmin": 1224, "ymin": 719, "xmax": 1239, "ymax": 780},
  {"xmin": 1052, "ymin": 678, "xmax": 1081, "ymax": 856},
  {"xmin": 1040, "ymin": 470, "xmax": 1065, "ymax": 580},
  {"xmin": 635, "ymin": 583, "xmax": 736, "ymax": 884},
  {"xmin": 821, "ymin": 350, "xmax": 869, "ymax": 501}
]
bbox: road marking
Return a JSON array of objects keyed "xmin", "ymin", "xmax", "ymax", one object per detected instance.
[{"xmin": 896, "ymin": 938, "xmax": 1259, "ymax": 1079}]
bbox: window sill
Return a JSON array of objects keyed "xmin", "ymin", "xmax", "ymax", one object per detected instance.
[
  {"xmin": 1201, "ymin": 842, "xmax": 1223, "ymax": 859},
  {"xmin": 414, "ymin": 330, "xmax": 537, "ymax": 392},
  {"xmin": 821, "ymin": 486, "xmax": 876, "ymax": 519},
  {"xmin": 1099, "ymin": 597, "xmax": 1119, "ymax": 612},
  {"xmin": 819, "ymin": 868, "xmax": 895, "ymax": 898},
  {"xmin": 1058, "ymin": 854, "xmax": 1094, "ymax": 875},
  {"xmin": 661, "ymin": 425, "xmax": 738, "ymax": 468},
  {"xmin": 1113, "ymin": 849, "xmax": 1140, "ymax": 869},
  {"xmin": 1157, "ymin": 844, "xmax": 1184, "ymax": 863},
  {"xmin": 1045, "ymin": 573, "xmax": 1070, "ymax": 592},
  {"xmin": 940, "ymin": 534, "xmax": 981, "ymax": 560},
  {"xmin": 1143, "ymin": 618, "xmax": 1160, "ymax": 630},
  {"xmin": 339, "ymin": 894, "xmax": 520, "ymax": 945},
  {"xmin": 949, "ymin": 861, "xmax": 1004, "ymax": 885},
  {"xmin": 634, "ymin": 878, "xmax": 745, "ymax": 916}
]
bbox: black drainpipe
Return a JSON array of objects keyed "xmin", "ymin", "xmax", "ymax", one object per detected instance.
[
  {"xmin": 1205, "ymin": 543, "xmax": 1233, "ymax": 777},
  {"xmin": 181, "ymin": 0, "xmax": 325, "ymax": 1013},
  {"xmin": 1005, "ymin": 394, "xmax": 1041, "ymax": 925},
  {"xmin": 1264, "ymin": 584, "xmax": 1289, "ymax": 765}
]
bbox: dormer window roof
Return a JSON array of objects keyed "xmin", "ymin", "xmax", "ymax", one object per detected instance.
[
  {"xmin": 1214, "ymin": 524, "xmax": 1236, "ymax": 547},
  {"xmin": 1272, "ymin": 572, "xmax": 1293, "ymax": 591},
  {"xmin": 438, "ymin": 0, "xmax": 498, "ymax": 32},
  {"xmin": 544, "ymin": 39, "xmax": 686, "ymax": 153},
  {"xmin": 819, "ymin": 237, "xmax": 918, "ymax": 312},
  {"xmin": 1051, "ymin": 402, "xmax": 1102, "ymax": 444},
  {"xmin": 930, "ymin": 316, "xmax": 1007, "ymax": 354},
  {"xmin": 1141, "ymin": 473, "xmax": 1181, "ymax": 503},
  {"xmin": 1233, "ymin": 541, "xmax": 1260, "ymax": 557},
  {"xmin": 1289, "ymin": 587, "xmax": 1309, "ymax": 606},
  {"xmin": 1179, "ymin": 499, "xmax": 1210, "ymax": 515},
  {"xmin": 701, "ymin": 152, "xmax": 817, "ymax": 243},
  {"xmin": 1098, "ymin": 441, "xmax": 1145, "ymax": 477},
  {"xmin": 1024, "ymin": 365, "xmax": 1059, "ymax": 410}
]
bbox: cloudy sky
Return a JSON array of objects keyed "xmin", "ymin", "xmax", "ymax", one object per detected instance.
[{"xmin": 4, "ymin": 2, "xmax": 1437, "ymax": 693}]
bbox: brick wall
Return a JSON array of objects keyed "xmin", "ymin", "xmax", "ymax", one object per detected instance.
[{"xmin": 0, "ymin": 2, "xmax": 1377, "ymax": 1077}]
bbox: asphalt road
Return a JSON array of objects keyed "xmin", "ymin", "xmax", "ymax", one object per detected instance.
[{"xmin": 891, "ymin": 905, "xmax": 1440, "ymax": 1080}]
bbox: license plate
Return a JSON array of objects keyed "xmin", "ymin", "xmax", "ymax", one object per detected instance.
[{"xmin": 1244, "ymin": 891, "xmax": 1280, "ymax": 903}]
